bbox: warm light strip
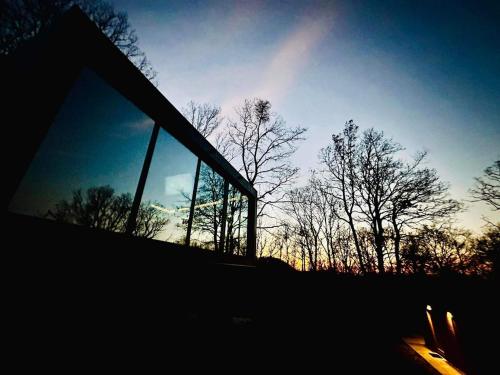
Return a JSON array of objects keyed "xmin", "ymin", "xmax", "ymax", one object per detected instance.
[
  {"xmin": 151, "ymin": 196, "xmax": 246, "ymax": 214},
  {"xmin": 150, "ymin": 204, "xmax": 177, "ymax": 214}
]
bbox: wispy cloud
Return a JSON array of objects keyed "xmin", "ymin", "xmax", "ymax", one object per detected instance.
[
  {"xmin": 127, "ymin": 117, "xmax": 155, "ymax": 133},
  {"xmin": 222, "ymin": 10, "xmax": 334, "ymax": 111},
  {"xmin": 253, "ymin": 14, "xmax": 333, "ymax": 101}
]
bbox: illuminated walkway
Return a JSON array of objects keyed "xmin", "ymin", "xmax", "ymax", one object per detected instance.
[{"xmin": 403, "ymin": 336, "xmax": 465, "ymax": 375}]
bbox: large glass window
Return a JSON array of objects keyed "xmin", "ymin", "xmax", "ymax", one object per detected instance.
[
  {"xmin": 189, "ymin": 162, "xmax": 225, "ymax": 251},
  {"xmin": 224, "ymin": 185, "xmax": 248, "ymax": 256},
  {"xmin": 138, "ymin": 129, "xmax": 198, "ymax": 243},
  {"xmin": 9, "ymin": 68, "xmax": 154, "ymax": 235}
]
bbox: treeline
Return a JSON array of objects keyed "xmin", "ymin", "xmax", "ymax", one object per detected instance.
[
  {"xmin": 264, "ymin": 215, "xmax": 498, "ymax": 276},
  {"xmin": 186, "ymin": 100, "xmax": 498, "ymax": 277},
  {"xmin": 267, "ymin": 122, "xmax": 498, "ymax": 276},
  {"xmin": 5, "ymin": 0, "xmax": 495, "ymax": 276}
]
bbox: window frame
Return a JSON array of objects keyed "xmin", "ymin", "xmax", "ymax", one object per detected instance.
[{"xmin": 5, "ymin": 7, "xmax": 257, "ymax": 258}]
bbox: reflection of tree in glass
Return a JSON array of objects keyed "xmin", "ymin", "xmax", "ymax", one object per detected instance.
[
  {"xmin": 46, "ymin": 185, "xmax": 168, "ymax": 238},
  {"xmin": 190, "ymin": 165, "xmax": 225, "ymax": 251},
  {"xmin": 225, "ymin": 186, "xmax": 247, "ymax": 256}
]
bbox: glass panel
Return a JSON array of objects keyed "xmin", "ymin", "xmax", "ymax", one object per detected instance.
[
  {"xmin": 224, "ymin": 185, "xmax": 248, "ymax": 256},
  {"xmin": 138, "ymin": 129, "xmax": 197, "ymax": 243},
  {"xmin": 9, "ymin": 68, "xmax": 155, "ymax": 235},
  {"xmin": 238, "ymin": 192, "xmax": 248, "ymax": 256},
  {"xmin": 190, "ymin": 162, "xmax": 225, "ymax": 251}
]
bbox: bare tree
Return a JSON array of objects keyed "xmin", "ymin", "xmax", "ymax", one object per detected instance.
[
  {"xmin": 318, "ymin": 121, "xmax": 460, "ymax": 275},
  {"xmin": 0, "ymin": 0, "xmax": 157, "ymax": 81},
  {"xmin": 182, "ymin": 101, "xmax": 222, "ymax": 138},
  {"xmin": 188, "ymin": 163, "xmax": 225, "ymax": 251},
  {"xmin": 355, "ymin": 128, "xmax": 405, "ymax": 274},
  {"xmin": 335, "ymin": 224, "xmax": 358, "ymax": 274},
  {"xmin": 46, "ymin": 185, "xmax": 168, "ymax": 238},
  {"xmin": 133, "ymin": 203, "xmax": 170, "ymax": 239},
  {"xmin": 226, "ymin": 98, "xmax": 306, "ymax": 232},
  {"xmin": 286, "ymin": 185, "xmax": 324, "ymax": 271},
  {"xmin": 471, "ymin": 225, "xmax": 499, "ymax": 277},
  {"xmin": 388, "ymin": 152, "xmax": 462, "ymax": 273},
  {"xmin": 357, "ymin": 129, "xmax": 462, "ymax": 274},
  {"xmin": 470, "ymin": 160, "xmax": 500, "ymax": 211},
  {"xmin": 357, "ymin": 228, "xmax": 379, "ymax": 273},
  {"xmin": 224, "ymin": 185, "xmax": 247, "ymax": 256},
  {"xmin": 319, "ymin": 121, "xmax": 366, "ymax": 274},
  {"xmin": 312, "ymin": 176, "xmax": 341, "ymax": 272},
  {"xmin": 401, "ymin": 224, "xmax": 476, "ymax": 275}
]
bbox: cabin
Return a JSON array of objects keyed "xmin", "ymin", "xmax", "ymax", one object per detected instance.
[
  {"xmin": 3, "ymin": 7, "xmax": 495, "ymax": 373},
  {"xmin": 4, "ymin": 6, "xmax": 257, "ymax": 261},
  {"xmin": 3, "ymin": 6, "xmax": 259, "ymax": 350}
]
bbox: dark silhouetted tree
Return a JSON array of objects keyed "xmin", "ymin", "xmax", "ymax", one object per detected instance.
[
  {"xmin": 401, "ymin": 224, "xmax": 476, "ymax": 275},
  {"xmin": 317, "ymin": 121, "xmax": 460, "ymax": 274},
  {"xmin": 224, "ymin": 185, "xmax": 247, "ymax": 256},
  {"xmin": 319, "ymin": 121, "xmax": 366, "ymax": 274},
  {"xmin": 471, "ymin": 225, "xmax": 500, "ymax": 277},
  {"xmin": 0, "ymin": 0, "xmax": 157, "ymax": 81},
  {"xmin": 46, "ymin": 185, "xmax": 167, "ymax": 238},
  {"xmin": 182, "ymin": 101, "xmax": 222, "ymax": 138},
  {"xmin": 388, "ymin": 152, "xmax": 462, "ymax": 273},
  {"xmin": 356, "ymin": 128, "xmax": 403, "ymax": 274},
  {"xmin": 286, "ymin": 185, "xmax": 324, "ymax": 271},
  {"xmin": 470, "ymin": 160, "xmax": 500, "ymax": 211},
  {"xmin": 189, "ymin": 164, "xmax": 225, "ymax": 251},
  {"xmin": 225, "ymin": 98, "xmax": 306, "ymax": 243}
]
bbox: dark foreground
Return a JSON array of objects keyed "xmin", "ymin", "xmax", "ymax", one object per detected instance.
[{"xmin": 5, "ymin": 215, "xmax": 497, "ymax": 373}]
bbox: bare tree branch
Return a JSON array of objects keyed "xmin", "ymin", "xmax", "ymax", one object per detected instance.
[
  {"xmin": 224, "ymin": 98, "xmax": 307, "ymax": 248},
  {"xmin": 0, "ymin": 0, "xmax": 157, "ymax": 81},
  {"xmin": 181, "ymin": 101, "xmax": 222, "ymax": 139},
  {"xmin": 470, "ymin": 160, "xmax": 500, "ymax": 210}
]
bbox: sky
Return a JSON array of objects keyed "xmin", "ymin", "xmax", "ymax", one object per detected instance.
[{"xmin": 110, "ymin": 0, "xmax": 499, "ymax": 232}]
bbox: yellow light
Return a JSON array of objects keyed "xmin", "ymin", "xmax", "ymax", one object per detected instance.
[
  {"xmin": 426, "ymin": 310, "xmax": 438, "ymax": 345},
  {"xmin": 151, "ymin": 195, "xmax": 247, "ymax": 214},
  {"xmin": 426, "ymin": 305, "xmax": 432, "ymax": 311},
  {"xmin": 446, "ymin": 311, "xmax": 456, "ymax": 336}
]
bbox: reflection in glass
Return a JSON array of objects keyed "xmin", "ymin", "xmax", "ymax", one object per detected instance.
[
  {"xmin": 139, "ymin": 129, "xmax": 197, "ymax": 243},
  {"xmin": 224, "ymin": 185, "xmax": 248, "ymax": 256},
  {"xmin": 9, "ymin": 68, "xmax": 160, "ymax": 236},
  {"xmin": 190, "ymin": 162, "xmax": 225, "ymax": 251},
  {"xmin": 239, "ymin": 197, "xmax": 248, "ymax": 255}
]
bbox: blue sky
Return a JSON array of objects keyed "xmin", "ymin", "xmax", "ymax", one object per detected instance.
[{"xmin": 110, "ymin": 0, "xmax": 499, "ymax": 231}]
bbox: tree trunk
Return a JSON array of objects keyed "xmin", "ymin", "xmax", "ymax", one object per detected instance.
[
  {"xmin": 374, "ymin": 217, "xmax": 385, "ymax": 274},
  {"xmin": 392, "ymin": 220, "xmax": 402, "ymax": 274},
  {"xmin": 348, "ymin": 218, "xmax": 366, "ymax": 274},
  {"xmin": 375, "ymin": 237, "xmax": 385, "ymax": 274}
]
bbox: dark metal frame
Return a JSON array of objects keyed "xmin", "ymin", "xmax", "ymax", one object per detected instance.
[
  {"xmin": 125, "ymin": 122, "xmax": 160, "ymax": 235},
  {"xmin": 3, "ymin": 6, "xmax": 257, "ymax": 258}
]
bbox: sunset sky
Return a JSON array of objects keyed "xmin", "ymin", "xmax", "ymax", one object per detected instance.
[{"xmin": 110, "ymin": 0, "xmax": 499, "ymax": 232}]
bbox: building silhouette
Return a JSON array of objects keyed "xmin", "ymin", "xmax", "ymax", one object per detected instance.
[{"xmin": 3, "ymin": 7, "xmax": 495, "ymax": 374}]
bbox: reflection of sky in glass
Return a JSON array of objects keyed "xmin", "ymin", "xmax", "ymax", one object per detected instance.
[
  {"xmin": 165, "ymin": 173, "xmax": 193, "ymax": 197},
  {"xmin": 9, "ymin": 68, "xmax": 153, "ymax": 218},
  {"xmin": 140, "ymin": 129, "xmax": 197, "ymax": 243}
]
